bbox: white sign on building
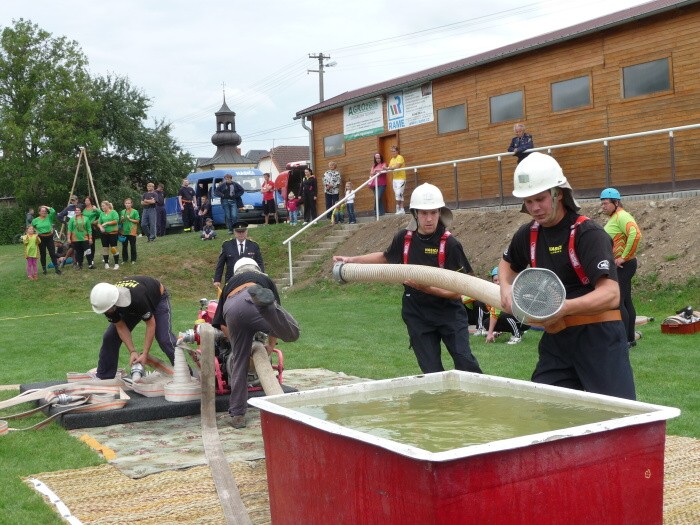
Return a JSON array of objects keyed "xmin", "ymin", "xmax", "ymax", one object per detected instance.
[
  {"xmin": 344, "ymin": 97, "xmax": 384, "ymax": 140},
  {"xmin": 387, "ymin": 83, "xmax": 434, "ymax": 131}
]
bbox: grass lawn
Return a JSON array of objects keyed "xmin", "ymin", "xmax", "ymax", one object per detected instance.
[{"xmin": 0, "ymin": 225, "xmax": 698, "ymax": 523}]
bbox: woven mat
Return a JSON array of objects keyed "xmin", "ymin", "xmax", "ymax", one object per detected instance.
[
  {"xmin": 664, "ymin": 435, "xmax": 700, "ymax": 524},
  {"xmin": 25, "ymin": 461, "xmax": 271, "ymax": 525}
]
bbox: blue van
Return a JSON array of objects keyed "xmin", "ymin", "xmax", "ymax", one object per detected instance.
[{"xmin": 166, "ymin": 168, "xmax": 287, "ymax": 228}]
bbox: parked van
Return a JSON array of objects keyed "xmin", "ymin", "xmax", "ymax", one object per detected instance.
[{"xmin": 166, "ymin": 168, "xmax": 287, "ymax": 228}]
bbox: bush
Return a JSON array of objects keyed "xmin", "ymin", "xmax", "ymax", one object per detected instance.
[{"xmin": 0, "ymin": 205, "xmax": 26, "ymax": 245}]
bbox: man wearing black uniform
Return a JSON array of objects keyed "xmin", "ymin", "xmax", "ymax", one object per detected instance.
[
  {"xmin": 178, "ymin": 178, "xmax": 197, "ymax": 232},
  {"xmin": 498, "ymin": 153, "xmax": 635, "ymax": 400},
  {"xmin": 334, "ymin": 183, "xmax": 482, "ymax": 374},
  {"xmin": 213, "ymin": 221, "xmax": 264, "ymax": 289},
  {"xmin": 90, "ymin": 276, "xmax": 177, "ymax": 379},
  {"xmin": 212, "ymin": 258, "xmax": 300, "ymax": 428}
]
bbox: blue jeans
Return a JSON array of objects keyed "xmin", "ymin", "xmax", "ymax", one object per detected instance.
[
  {"xmin": 347, "ymin": 203, "xmax": 356, "ymax": 223},
  {"xmin": 141, "ymin": 207, "xmax": 157, "ymax": 240},
  {"xmin": 289, "ymin": 210, "xmax": 299, "ymax": 224},
  {"xmin": 221, "ymin": 200, "xmax": 238, "ymax": 232},
  {"xmin": 371, "ymin": 185, "xmax": 386, "ymax": 216}
]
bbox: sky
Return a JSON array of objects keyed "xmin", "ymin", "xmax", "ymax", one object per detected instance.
[{"xmin": 2, "ymin": 0, "xmax": 651, "ymax": 159}]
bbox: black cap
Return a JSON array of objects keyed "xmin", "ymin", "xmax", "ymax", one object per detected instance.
[{"xmin": 233, "ymin": 221, "xmax": 248, "ymax": 231}]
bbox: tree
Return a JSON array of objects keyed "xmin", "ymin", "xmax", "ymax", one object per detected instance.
[{"xmin": 0, "ymin": 19, "xmax": 193, "ymax": 214}]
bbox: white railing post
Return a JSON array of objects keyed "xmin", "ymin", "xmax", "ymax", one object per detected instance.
[{"xmin": 287, "ymin": 241, "xmax": 294, "ymax": 287}]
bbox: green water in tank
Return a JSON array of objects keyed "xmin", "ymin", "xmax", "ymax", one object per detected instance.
[{"xmin": 292, "ymin": 389, "xmax": 641, "ymax": 453}]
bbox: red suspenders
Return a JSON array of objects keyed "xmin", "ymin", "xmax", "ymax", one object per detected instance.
[
  {"xmin": 403, "ymin": 230, "xmax": 451, "ymax": 268},
  {"xmin": 529, "ymin": 216, "xmax": 590, "ymax": 285}
]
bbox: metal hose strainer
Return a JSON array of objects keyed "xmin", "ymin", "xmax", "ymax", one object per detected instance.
[{"xmin": 511, "ymin": 267, "xmax": 566, "ymax": 323}]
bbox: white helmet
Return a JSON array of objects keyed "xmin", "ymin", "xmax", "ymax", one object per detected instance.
[
  {"xmin": 90, "ymin": 283, "xmax": 131, "ymax": 313},
  {"xmin": 408, "ymin": 183, "xmax": 453, "ymax": 230},
  {"xmin": 234, "ymin": 257, "xmax": 261, "ymax": 275},
  {"xmin": 513, "ymin": 152, "xmax": 580, "ymax": 211}
]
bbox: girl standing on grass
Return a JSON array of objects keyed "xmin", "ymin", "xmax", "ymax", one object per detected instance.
[
  {"xmin": 22, "ymin": 225, "xmax": 40, "ymax": 280},
  {"xmin": 98, "ymin": 201, "xmax": 120, "ymax": 270},
  {"xmin": 120, "ymin": 198, "xmax": 140, "ymax": 264},
  {"xmin": 67, "ymin": 205, "xmax": 92, "ymax": 270},
  {"xmin": 31, "ymin": 205, "xmax": 61, "ymax": 275},
  {"xmin": 82, "ymin": 196, "xmax": 100, "ymax": 269},
  {"xmin": 286, "ymin": 191, "xmax": 301, "ymax": 225}
]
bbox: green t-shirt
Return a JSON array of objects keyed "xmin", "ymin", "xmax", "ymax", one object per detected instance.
[
  {"xmin": 99, "ymin": 210, "xmax": 120, "ymax": 233},
  {"xmin": 67, "ymin": 216, "xmax": 92, "ymax": 242},
  {"xmin": 83, "ymin": 206, "xmax": 101, "ymax": 228},
  {"xmin": 31, "ymin": 208, "xmax": 56, "ymax": 234},
  {"xmin": 120, "ymin": 209, "xmax": 140, "ymax": 236}
]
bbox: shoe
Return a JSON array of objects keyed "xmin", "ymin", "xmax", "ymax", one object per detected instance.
[
  {"xmin": 131, "ymin": 261, "xmax": 136, "ymax": 265},
  {"xmin": 184, "ymin": 228, "xmax": 191, "ymax": 232},
  {"xmin": 229, "ymin": 415, "xmax": 246, "ymax": 429},
  {"xmin": 105, "ymin": 263, "xmax": 110, "ymax": 269},
  {"xmin": 507, "ymin": 336, "xmax": 522, "ymax": 345},
  {"xmin": 248, "ymin": 284, "xmax": 275, "ymax": 307},
  {"xmin": 473, "ymin": 328, "xmax": 485, "ymax": 336},
  {"xmin": 113, "ymin": 264, "xmax": 119, "ymax": 270},
  {"xmin": 88, "ymin": 264, "xmax": 95, "ymax": 270},
  {"xmin": 55, "ymin": 268, "xmax": 62, "ymax": 275},
  {"xmin": 628, "ymin": 341, "xmax": 637, "ymax": 348},
  {"xmin": 43, "ymin": 269, "xmax": 47, "ymax": 275}
]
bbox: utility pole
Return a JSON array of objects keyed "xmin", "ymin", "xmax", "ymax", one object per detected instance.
[{"xmin": 308, "ymin": 53, "xmax": 336, "ymax": 103}]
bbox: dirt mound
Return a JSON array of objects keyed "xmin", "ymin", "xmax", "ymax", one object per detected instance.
[{"xmin": 324, "ymin": 195, "xmax": 699, "ymax": 284}]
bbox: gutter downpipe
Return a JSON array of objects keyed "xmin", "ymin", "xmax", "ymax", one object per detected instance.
[{"xmin": 283, "ymin": 116, "xmax": 316, "ymax": 287}]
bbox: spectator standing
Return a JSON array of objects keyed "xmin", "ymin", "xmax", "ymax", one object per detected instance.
[
  {"xmin": 89, "ymin": 276, "xmax": 177, "ymax": 379},
  {"xmin": 57, "ymin": 195, "xmax": 79, "ymax": 224},
  {"xmin": 201, "ymin": 217, "xmax": 217, "ymax": 240},
  {"xmin": 120, "ymin": 198, "xmax": 140, "ymax": 265},
  {"xmin": 22, "ymin": 225, "xmax": 40, "ymax": 280},
  {"xmin": 140, "ymin": 183, "xmax": 158, "ymax": 242},
  {"xmin": 507, "ymin": 123, "xmax": 534, "ymax": 164},
  {"xmin": 388, "ymin": 146, "xmax": 406, "ymax": 214},
  {"xmin": 212, "ymin": 258, "xmax": 300, "ymax": 428},
  {"xmin": 213, "ymin": 221, "xmax": 265, "ymax": 289},
  {"xmin": 155, "ymin": 183, "xmax": 166, "ymax": 237},
  {"xmin": 369, "ymin": 153, "xmax": 388, "ymax": 216},
  {"xmin": 216, "ymin": 173, "xmax": 245, "ymax": 234},
  {"xmin": 178, "ymin": 178, "xmax": 197, "ymax": 232},
  {"xmin": 498, "ymin": 152, "xmax": 635, "ymax": 400},
  {"xmin": 333, "ymin": 183, "xmax": 482, "ymax": 374},
  {"xmin": 300, "ymin": 168, "xmax": 318, "ymax": 224},
  {"xmin": 484, "ymin": 267, "xmax": 529, "ymax": 345},
  {"xmin": 67, "ymin": 205, "xmax": 92, "ymax": 270},
  {"xmin": 323, "ymin": 161, "xmax": 341, "ymax": 220},
  {"xmin": 600, "ymin": 188, "xmax": 642, "ymax": 347},
  {"xmin": 196, "ymin": 194, "xmax": 212, "ymax": 232},
  {"xmin": 83, "ymin": 196, "xmax": 100, "ymax": 269},
  {"xmin": 98, "ymin": 201, "xmax": 120, "ymax": 270},
  {"xmin": 286, "ymin": 192, "xmax": 301, "ymax": 225},
  {"xmin": 261, "ymin": 172, "xmax": 277, "ymax": 225},
  {"xmin": 344, "ymin": 181, "xmax": 357, "ymax": 224},
  {"xmin": 25, "ymin": 208, "xmax": 35, "ymax": 227},
  {"xmin": 31, "ymin": 205, "xmax": 62, "ymax": 275}
]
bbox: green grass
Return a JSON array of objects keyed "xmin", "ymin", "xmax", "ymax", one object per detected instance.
[{"xmin": 0, "ymin": 225, "xmax": 698, "ymax": 523}]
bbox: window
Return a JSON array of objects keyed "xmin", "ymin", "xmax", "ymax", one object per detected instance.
[
  {"xmin": 490, "ymin": 91, "xmax": 523, "ymax": 123},
  {"xmin": 324, "ymin": 134, "xmax": 345, "ymax": 157},
  {"xmin": 551, "ymin": 75, "xmax": 591, "ymax": 111},
  {"xmin": 622, "ymin": 58, "xmax": 670, "ymax": 98},
  {"xmin": 437, "ymin": 104, "xmax": 467, "ymax": 134}
]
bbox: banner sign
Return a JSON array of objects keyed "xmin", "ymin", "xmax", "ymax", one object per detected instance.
[
  {"xmin": 387, "ymin": 82, "xmax": 434, "ymax": 131},
  {"xmin": 343, "ymin": 97, "xmax": 384, "ymax": 141}
]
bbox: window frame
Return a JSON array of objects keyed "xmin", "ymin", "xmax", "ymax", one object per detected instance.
[
  {"xmin": 323, "ymin": 133, "xmax": 345, "ymax": 158},
  {"xmin": 620, "ymin": 55, "xmax": 673, "ymax": 100},
  {"xmin": 489, "ymin": 90, "xmax": 524, "ymax": 124},
  {"xmin": 550, "ymin": 74, "xmax": 592, "ymax": 113},
  {"xmin": 436, "ymin": 103, "xmax": 468, "ymax": 135}
]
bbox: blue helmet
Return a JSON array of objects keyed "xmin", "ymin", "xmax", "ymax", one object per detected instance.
[
  {"xmin": 600, "ymin": 188, "xmax": 621, "ymax": 200},
  {"xmin": 490, "ymin": 266, "xmax": 499, "ymax": 277}
]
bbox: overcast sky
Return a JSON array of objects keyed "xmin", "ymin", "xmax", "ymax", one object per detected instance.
[{"xmin": 3, "ymin": 0, "xmax": 649, "ymax": 158}]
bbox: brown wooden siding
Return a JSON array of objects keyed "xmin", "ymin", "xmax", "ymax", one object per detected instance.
[{"xmin": 309, "ymin": 5, "xmax": 700, "ymax": 216}]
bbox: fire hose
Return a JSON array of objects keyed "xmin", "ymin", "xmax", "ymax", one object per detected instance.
[{"xmin": 333, "ymin": 262, "xmax": 566, "ymax": 324}]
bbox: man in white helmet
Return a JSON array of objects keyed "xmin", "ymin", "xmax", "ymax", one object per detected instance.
[
  {"xmin": 497, "ymin": 152, "xmax": 635, "ymax": 400},
  {"xmin": 211, "ymin": 257, "xmax": 300, "ymax": 429},
  {"xmin": 90, "ymin": 276, "xmax": 177, "ymax": 379},
  {"xmin": 333, "ymin": 183, "xmax": 482, "ymax": 375}
]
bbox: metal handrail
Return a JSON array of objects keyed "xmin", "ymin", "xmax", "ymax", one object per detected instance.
[{"xmin": 281, "ymin": 122, "xmax": 700, "ymax": 287}]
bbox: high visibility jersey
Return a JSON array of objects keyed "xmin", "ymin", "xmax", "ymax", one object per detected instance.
[{"xmin": 604, "ymin": 208, "xmax": 642, "ymax": 261}]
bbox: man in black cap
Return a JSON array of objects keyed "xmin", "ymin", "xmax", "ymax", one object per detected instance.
[{"xmin": 213, "ymin": 221, "xmax": 265, "ymax": 289}]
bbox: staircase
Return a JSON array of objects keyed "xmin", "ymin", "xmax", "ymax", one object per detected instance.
[{"xmin": 274, "ymin": 223, "xmax": 360, "ymax": 289}]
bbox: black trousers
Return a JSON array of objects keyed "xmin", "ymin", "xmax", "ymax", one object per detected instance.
[
  {"xmin": 121, "ymin": 235, "xmax": 137, "ymax": 262},
  {"xmin": 38, "ymin": 234, "xmax": 59, "ymax": 270}
]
